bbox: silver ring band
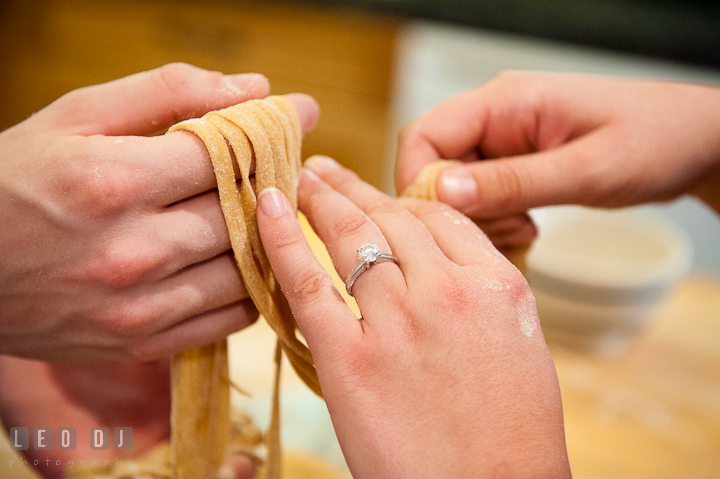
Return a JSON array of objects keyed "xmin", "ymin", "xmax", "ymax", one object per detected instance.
[{"xmin": 345, "ymin": 243, "xmax": 398, "ymax": 296}]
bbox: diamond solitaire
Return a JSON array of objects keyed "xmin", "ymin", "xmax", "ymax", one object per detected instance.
[
  {"xmin": 357, "ymin": 243, "xmax": 380, "ymax": 263},
  {"xmin": 345, "ymin": 242, "xmax": 399, "ymax": 296}
]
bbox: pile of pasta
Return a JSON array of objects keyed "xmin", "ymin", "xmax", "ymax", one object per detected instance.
[{"xmin": 69, "ymin": 96, "xmax": 321, "ymax": 479}]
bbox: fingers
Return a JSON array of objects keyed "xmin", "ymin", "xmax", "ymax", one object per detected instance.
[
  {"xmin": 75, "ymin": 252, "xmax": 256, "ymax": 360},
  {"xmin": 394, "ymin": 71, "xmax": 616, "ymax": 217},
  {"xmin": 138, "ymin": 252, "xmax": 253, "ymax": 335},
  {"xmin": 303, "ymin": 156, "xmax": 446, "ymax": 280},
  {"xmin": 396, "ymin": 197, "xmax": 498, "ymax": 266},
  {"xmin": 296, "ymin": 165, "xmax": 411, "ymax": 309},
  {"xmin": 283, "ymin": 93, "xmax": 320, "ymax": 134},
  {"xmin": 473, "ymin": 213, "xmax": 537, "ymax": 249},
  {"xmin": 68, "ymin": 92, "xmax": 319, "ymax": 211},
  {"xmin": 128, "ymin": 299, "xmax": 258, "ymax": 360},
  {"xmin": 150, "ymin": 189, "xmax": 232, "ymax": 273},
  {"xmin": 395, "ymin": 90, "xmax": 488, "ymax": 194},
  {"xmin": 434, "ymin": 133, "xmax": 611, "ymax": 217},
  {"xmin": 256, "ymin": 187, "xmax": 357, "ymax": 352},
  {"xmin": 45, "ymin": 63, "xmax": 270, "ymax": 136},
  {"xmin": 146, "ymin": 92, "xmax": 320, "ymax": 205},
  {"xmin": 394, "ymin": 73, "xmax": 542, "ymax": 194}
]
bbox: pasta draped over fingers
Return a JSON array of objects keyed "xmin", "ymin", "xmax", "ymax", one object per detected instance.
[
  {"xmin": 68, "ymin": 97, "xmax": 320, "ymax": 479},
  {"xmin": 168, "ymin": 96, "xmax": 321, "ymax": 479}
]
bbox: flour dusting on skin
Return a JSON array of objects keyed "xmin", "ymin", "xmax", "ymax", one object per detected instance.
[
  {"xmin": 516, "ymin": 289, "xmax": 538, "ymax": 338},
  {"xmin": 483, "ymin": 279, "xmax": 505, "ymax": 292},
  {"xmin": 442, "ymin": 208, "xmax": 471, "ymax": 227}
]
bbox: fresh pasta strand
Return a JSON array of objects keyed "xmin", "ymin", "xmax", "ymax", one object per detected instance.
[{"xmin": 168, "ymin": 96, "xmax": 321, "ymax": 479}]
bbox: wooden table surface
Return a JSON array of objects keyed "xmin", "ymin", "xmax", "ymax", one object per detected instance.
[{"xmin": 553, "ymin": 273, "xmax": 720, "ymax": 478}]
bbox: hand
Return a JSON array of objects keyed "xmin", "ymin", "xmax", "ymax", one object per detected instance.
[
  {"xmin": 0, "ymin": 356, "xmax": 256, "ymax": 479},
  {"xmin": 396, "ymin": 71, "xmax": 720, "ymax": 223},
  {"xmin": 256, "ymin": 156, "xmax": 570, "ymax": 478},
  {"xmin": 0, "ymin": 63, "xmax": 319, "ymax": 361}
]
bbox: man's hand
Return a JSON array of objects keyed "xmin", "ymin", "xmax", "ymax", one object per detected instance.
[{"xmin": 0, "ymin": 63, "xmax": 319, "ymax": 361}]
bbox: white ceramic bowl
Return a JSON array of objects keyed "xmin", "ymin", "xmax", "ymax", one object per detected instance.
[{"xmin": 527, "ymin": 206, "xmax": 693, "ymax": 356}]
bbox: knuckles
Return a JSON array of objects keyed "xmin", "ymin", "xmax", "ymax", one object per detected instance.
[
  {"xmin": 88, "ymin": 300, "xmax": 162, "ymax": 349},
  {"xmin": 81, "ymin": 239, "xmax": 162, "ymax": 290},
  {"xmin": 433, "ymin": 273, "xmax": 483, "ymax": 319},
  {"xmin": 154, "ymin": 62, "xmax": 202, "ymax": 90},
  {"xmin": 153, "ymin": 63, "xmax": 215, "ymax": 107},
  {"xmin": 324, "ymin": 198, "xmax": 401, "ymax": 243},
  {"xmin": 429, "ymin": 260, "xmax": 534, "ymax": 325},
  {"xmin": 287, "ymin": 265, "xmax": 334, "ymax": 306},
  {"xmin": 362, "ymin": 197, "xmax": 404, "ymax": 220},
  {"xmin": 54, "ymin": 143, "xmax": 147, "ymax": 221},
  {"xmin": 326, "ymin": 212, "xmax": 369, "ymax": 243}
]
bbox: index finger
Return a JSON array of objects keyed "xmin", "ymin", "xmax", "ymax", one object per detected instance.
[
  {"xmin": 43, "ymin": 63, "xmax": 269, "ymax": 136},
  {"xmin": 395, "ymin": 71, "xmax": 549, "ymax": 195},
  {"xmin": 103, "ymin": 93, "xmax": 320, "ymax": 207},
  {"xmin": 256, "ymin": 187, "xmax": 359, "ymax": 357}
]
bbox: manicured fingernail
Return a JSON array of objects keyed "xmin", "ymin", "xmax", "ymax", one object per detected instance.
[
  {"xmin": 304, "ymin": 155, "xmax": 339, "ymax": 174},
  {"xmin": 223, "ymin": 73, "xmax": 269, "ymax": 95},
  {"xmin": 440, "ymin": 168, "xmax": 478, "ymax": 209},
  {"xmin": 258, "ymin": 187, "xmax": 289, "ymax": 218}
]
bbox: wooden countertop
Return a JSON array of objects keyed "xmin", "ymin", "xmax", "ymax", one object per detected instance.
[{"xmin": 553, "ymin": 273, "xmax": 720, "ymax": 478}]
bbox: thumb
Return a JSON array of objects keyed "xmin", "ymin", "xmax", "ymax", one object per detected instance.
[
  {"xmin": 41, "ymin": 63, "xmax": 270, "ymax": 136},
  {"xmin": 436, "ymin": 137, "xmax": 607, "ymax": 218}
]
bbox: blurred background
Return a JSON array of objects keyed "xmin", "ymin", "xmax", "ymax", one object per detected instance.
[{"xmin": 1, "ymin": 1, "xmax": 719, "ymax": 478}]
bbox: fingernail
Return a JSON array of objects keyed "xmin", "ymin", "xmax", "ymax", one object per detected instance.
[
  {"xmin": 299, "ymin": 167, "xmax": 320, "ymax": 184},
  {"xmin": 258, "ymin": 187, "xmax": 289, "ymax": 218},
  {"xmin": 440, "ymin": 168, "xmax": 478, "ymax": 209},
  {"xmin": 223, "ymin": 73, "xmax": 269, "ymax": 95},
  {"xmin": 284, "ymin": 93, "xmax": 320, "ymax": 132},
  {"xmin": 304, "ymin": 155, "xmax": 339, "ymax": 175}
]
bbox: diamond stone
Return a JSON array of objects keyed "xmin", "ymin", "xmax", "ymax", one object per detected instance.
[{"xmin": 357, "ymin": 243, "xmax": 380, "ymax": 263}]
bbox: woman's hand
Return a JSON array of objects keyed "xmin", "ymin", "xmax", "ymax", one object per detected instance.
[
  {"xmin": 396, "ymin": 71, "xmax": 720, "ymax": 233},
  {"xmin": 0, "ymin": 63, "xmax": 319, "ymax": 361},
  {"xmin": 257, "ymin": 156, "xmax": 570, "ymax": 479},
  {"xmin": 0, "ymin": 356, "xmax": 256, "ymax": 479}
]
